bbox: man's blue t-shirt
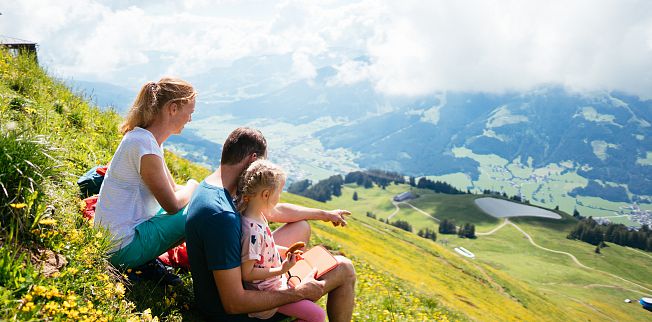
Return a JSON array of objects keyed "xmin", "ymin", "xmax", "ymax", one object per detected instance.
[{"xmin": 185, "ymin": 181, "xmax": 241, "ymax": 320}]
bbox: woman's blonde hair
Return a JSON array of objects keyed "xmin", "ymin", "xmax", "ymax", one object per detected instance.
[
  {"xmin": 120, "ymin": 77, "xmax": 197, "ymax": 134},
  {"xmin": 236, "ymin": 160, "xmax": 286, "ymax": 213}
]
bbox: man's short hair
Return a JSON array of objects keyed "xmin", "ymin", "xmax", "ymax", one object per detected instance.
[{"xmin": 220, "ymin": 127, "xmax": 267, "ymax": 165}]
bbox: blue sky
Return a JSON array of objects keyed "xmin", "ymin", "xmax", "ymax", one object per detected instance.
[{"xmin": 3, "ymin": 0, "xmax": 652, "ymax": 98}]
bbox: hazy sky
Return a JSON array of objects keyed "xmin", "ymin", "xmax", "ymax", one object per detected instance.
[{"xmin": 3, "ymin": 0, "xmax": 652, "ymax": 98}]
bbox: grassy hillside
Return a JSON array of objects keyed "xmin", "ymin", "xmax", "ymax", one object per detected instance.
[
  {"xmin": 3, "ymin": 50, "xmax": 650, "ymax": 321},
  {"xmin": 0, "ymin": 50, "xmax": 209, "ymax": 321},
  {"xmin": 322, "ymin": 183, "xmax": 652, "ymax": 321}
]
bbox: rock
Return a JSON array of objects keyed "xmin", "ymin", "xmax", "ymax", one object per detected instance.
[{"xmin": 31, "ymin": 248, "xmax": 67, "ymax": 277}]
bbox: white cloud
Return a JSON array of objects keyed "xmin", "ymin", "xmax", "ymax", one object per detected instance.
[
  {"xmin": 327, "ymin": 59, "xmax": 372, "ymax": 86},
  {"xmin": 290, "ymin": 51, "xmax": 317, "ymax": 80},
  {"xmin": 2, "ymin": 0, "xmax": 652, "ymax": 98},
  {"xmin": 367, "ymin": 0, "xmax": 652, "ymax": 98}
]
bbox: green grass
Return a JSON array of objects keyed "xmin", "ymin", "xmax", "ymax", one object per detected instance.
[
  {"xmin": 326, "ymin": 183, "xmax": 652, "ymax": 321},
  {"xmin": 452, "ymin": 223, "xmax": 652, "ymax": 321},
  {"xmin": 335, "ymin": 183, "xmax": 500, "ymax": 233}
]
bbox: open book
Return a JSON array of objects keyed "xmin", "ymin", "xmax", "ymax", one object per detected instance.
[{"xmin": 286, "ymin": 245, "xmax": 338, "ymax": 288}]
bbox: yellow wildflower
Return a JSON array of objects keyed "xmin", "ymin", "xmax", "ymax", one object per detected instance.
[
  {"xmin": 33, "ymin": 285, "xmax": 47, "ymax": 296},
  {"xmin": 142, "ymin": 308, "xmax": 153, "ymax": 320},
  {"xmin": 10, "ymin": 203, "xmax": 28, "ymax": 209},
  {"xmin": 46, "ymin": 287, "xmax": 62, "ymax": 299},
  {"xmin": 65, "ymin": 309, "xmax": 79, "ymax": 319},
  {"xmin": 115, "ymin": 283, "xmax": 125, "ymax": 297},
  {"xmin": 44, "ymin": 301, "xmax": 60, "ymax": 315},
  {"xmin": 21, "ymin": 301, "xmax": 35, "ymax": 312},
  {"xmin": 39, "ymin": 218, "xmax": 57, "ymax": 225},
  {"xmin": 67, "ymin": 294, "xmax": 78, "ymax": 302}
]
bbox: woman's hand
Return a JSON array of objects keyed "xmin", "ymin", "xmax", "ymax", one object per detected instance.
[{"xmin": 322, "ymin": 209, "xmax": 351, "ymax": 227}]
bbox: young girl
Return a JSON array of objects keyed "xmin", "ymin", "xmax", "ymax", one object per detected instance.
[{"xmin": 237, "ymin": 160, "xmax": 326, "ymax": 322}]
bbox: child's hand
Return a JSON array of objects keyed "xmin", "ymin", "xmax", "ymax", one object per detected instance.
[{"xmin": 281, "ymin": 253, "xmax": 298, "ymax": 273}]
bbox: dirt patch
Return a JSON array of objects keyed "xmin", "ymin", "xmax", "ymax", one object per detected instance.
[
  {"xmin": 455, "ymin": 294, "xmax": 479, "ymax": 308},
  {"xmin": 31, "ymin": 248, "xmax": 67, "ymax": 277}
]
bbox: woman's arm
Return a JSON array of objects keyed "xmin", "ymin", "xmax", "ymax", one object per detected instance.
[
  {"xmin": 140, "ymin": 154, "xmax": 198, "ymax": 214},
  {"xmin": 240, "ymin": 254, "xmax": 297, "ymax": 282},
  {"xmin": 269, "ymin": 203, "xmax": 350, "ymax": 226},
  {"xmin": 163, "ymin": 161, "xmax": 194, "ymax": 191}
]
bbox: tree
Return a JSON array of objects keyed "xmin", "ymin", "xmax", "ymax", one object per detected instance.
[
  {"xmin": 409, "ymin": 176, "xmax": 416, "ymax": 187},
  {"xmin": 568, "ymin": 217, "xmax": 652, "ymax": 252},
  {"xmin": 594, "ymin": 245, "xmax": 601, "ymax": 254},
  {"xmin": 418, "ymin": 228, "xmax": 437, "ymax": 242},
  {"xmin": 438, "ymin": 219, "xmax": 457, "ymax": 234},
  {"xmin": 467, "ymin": 224, "xmax": 476, "ymax": 239},
  {"xmin": 456, "ymin": 223, "xmax": 476, "ymax": 239},
  {"xmin": 352, "ymin": 191, "xmax": 358, "ymax": 201},
  {"xmin": 391, "ymin": 220, "xmax": 412, "ymax": 232},
  {"xmin": 573, "ymin": 209, "xmax": 581, "ymax": 218},
  {"xmin": 287, "ymin": 179, "xmax": 311, "ymax": 194}
]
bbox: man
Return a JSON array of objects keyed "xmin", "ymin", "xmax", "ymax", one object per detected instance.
[{"xmin": 186, "ymin": 127, "xmax": 356, "ymax": 321}]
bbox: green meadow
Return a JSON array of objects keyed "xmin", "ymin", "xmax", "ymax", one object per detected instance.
[
  {"xmin": 319, "ymin": 183, "xmax": 652, "ymax": 321},
  {"xmin": 428, "ymin": 146, "xmax": 652, "ymax": 226}
]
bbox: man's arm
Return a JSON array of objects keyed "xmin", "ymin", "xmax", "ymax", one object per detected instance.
[
  {"xmin": 214, "ymin": 266, "xmax": 324, "ymax": 314},
  {"xmin": 269, "ymin": 203, "xmax": 350, "ymax": 226}
]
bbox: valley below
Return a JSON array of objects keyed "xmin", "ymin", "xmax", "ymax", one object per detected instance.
[{"xmin": 300, "ymin": 183, "xmax": 652, "ymax": 321}]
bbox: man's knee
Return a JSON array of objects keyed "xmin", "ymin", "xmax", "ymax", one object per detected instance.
[
  {"xmin": 296, "ymin": 219, "xmax": 311, "ymax": 236},
  {"xmin": 289, "ymin": 220, "xmax": 311, "ymax": 242},
  {"xmin": 335, "ymin": 256, "xmax": 356, "ymax": 284}
]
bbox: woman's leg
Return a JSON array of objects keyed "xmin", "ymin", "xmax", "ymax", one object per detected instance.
[
  {"xmin": 272, "ymin": 220, "xmax": 311, "ymax": 248},
  {"xmin": 110, "ymin": 207, "xmax": 187, "ymax": 268},
  {"xmin": 276, "ymin": 300, "xmax": 326, "ymax": 322}
]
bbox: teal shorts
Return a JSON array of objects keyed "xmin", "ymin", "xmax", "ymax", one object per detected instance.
[{"xmin": 109, "ymin": 207, "xmax": 187, "ymax": 268}]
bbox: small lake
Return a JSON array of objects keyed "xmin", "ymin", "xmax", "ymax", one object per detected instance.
[{"xmin": 474, "ymin": 197, "xmax": 561, "ymax": 219}]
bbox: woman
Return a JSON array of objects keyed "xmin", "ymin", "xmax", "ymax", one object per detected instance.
[{"xmin": 94, "ymin": 77, "xmax": 199, "ymax": 279}]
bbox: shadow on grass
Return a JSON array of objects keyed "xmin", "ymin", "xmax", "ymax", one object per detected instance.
[{"xmin": 124, "ymin": 270, "xmax": 204, "ymax": 321}]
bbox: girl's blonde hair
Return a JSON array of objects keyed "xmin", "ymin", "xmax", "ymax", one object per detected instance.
[
  {"xmin": 120, "ymin": 77, "xmax": 197, "ymax": 134},
  {"xmin": 236, "ymin": 160, "xmax": 286, "ymax": 213}
]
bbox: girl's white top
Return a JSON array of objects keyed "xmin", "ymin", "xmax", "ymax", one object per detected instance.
[{"xmin": 94, "ymin": 127, "xmax": 164, "ymax": 252}]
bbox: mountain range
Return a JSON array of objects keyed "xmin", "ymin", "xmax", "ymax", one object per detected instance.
[{"xmin": 72, "ymin": 54, "xmax": 652, "ymax": 208}]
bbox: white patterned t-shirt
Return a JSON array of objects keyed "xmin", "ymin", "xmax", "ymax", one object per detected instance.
[{"xmin": 240, "ymin": 215, "xmax": 284, "ymax": 319}]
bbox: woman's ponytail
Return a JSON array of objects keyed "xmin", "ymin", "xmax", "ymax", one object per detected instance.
[{"xmin": 119, "ymin": 77, "xmax": 196, "ymax": 134}]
